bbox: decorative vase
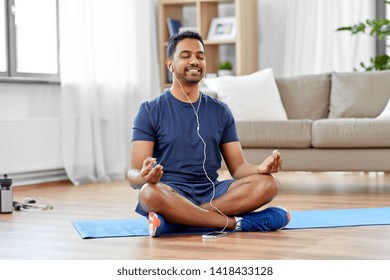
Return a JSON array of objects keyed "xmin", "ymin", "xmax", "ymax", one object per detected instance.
[{"xmin": 218, "ymin": 69, "xmax": 233, "ymax": 76}]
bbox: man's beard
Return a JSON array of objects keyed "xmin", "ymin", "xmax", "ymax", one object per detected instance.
[
  {"xmin": 182, "ymin": 70, "xmax": 204, "ymax": 83},
  {"xmin": 183, "ymin": 76, "xmax": 203, "ymax": 84}
]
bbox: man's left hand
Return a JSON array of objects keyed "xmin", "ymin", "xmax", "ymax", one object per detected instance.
[{"xmin": 257, "ymin": 149, "xmax": 282, "ymax": 174}]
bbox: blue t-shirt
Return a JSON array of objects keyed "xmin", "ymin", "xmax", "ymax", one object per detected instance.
[{"xmin": 132, "ymin": 90, "xmax": 239, "ymax": 183}]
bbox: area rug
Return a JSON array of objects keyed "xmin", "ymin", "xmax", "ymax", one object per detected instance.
[{"xmin": 72, "ymin": 207, "xmax": 390, "ymax": 239}]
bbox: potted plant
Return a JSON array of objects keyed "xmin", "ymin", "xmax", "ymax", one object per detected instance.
[
  {"xmin": 218, "ymin": 61, "xmax": 233, "ymax": 76},
  {"xmin": 336, "ymin": 1, "xmax": 390, "ymax": 71}
]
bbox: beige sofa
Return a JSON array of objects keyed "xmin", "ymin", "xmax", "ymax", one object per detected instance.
[{"xmin": 207, "ymin": 70, "xmax": 390, "ymax": 172}]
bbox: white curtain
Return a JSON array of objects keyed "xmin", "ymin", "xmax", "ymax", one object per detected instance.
[
  {"xmin": 283, "ymin": 0, "xmax": 376, "ymax": 77},
  {"xmin": 58, "ymin": 0, "xmax": 160, "ymax": 185}
]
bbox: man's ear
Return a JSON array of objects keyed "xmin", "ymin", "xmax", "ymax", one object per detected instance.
[{"xmin": 166, "ymin": 58, "xmax": 173, "ymax": 72}]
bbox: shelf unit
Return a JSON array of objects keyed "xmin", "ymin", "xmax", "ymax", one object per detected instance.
[{"xmin": 158, "ymin": 0, "xmax": 258, "ymax": 90}]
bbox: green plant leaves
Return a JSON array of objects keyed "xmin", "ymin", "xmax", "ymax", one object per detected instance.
[
  {"xmin": 219, "ymin": 61, "xmax": 233, "ymax": 70},
  {"xmin": 366, "ymin": 18, "xmax": 390, "ymax": 40},
  {"xmin": 360, "ymin": 55, "xmax": 390, "ymax": 71},
  {"xmin": 336, "ymin": 1, "xmax": 389, "ymax": 71},
  {"xmin": 336, "ymin": 22, "xmax": 366, "ymax": 34}
]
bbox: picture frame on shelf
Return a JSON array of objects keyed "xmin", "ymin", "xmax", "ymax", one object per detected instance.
[{"xmin": 207, "ymin": 17, "xmax": 237, "ymax": 41}]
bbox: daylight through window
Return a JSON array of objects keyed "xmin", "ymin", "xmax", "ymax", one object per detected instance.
[{"xmin": 0, "ymin": 0, "xmax": 59, "ymax": 81}]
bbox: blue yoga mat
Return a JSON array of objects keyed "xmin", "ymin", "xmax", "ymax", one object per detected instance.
[
  {"xmin": 72, "ymin": 218, "xmax": 149, "ymax": 238},
  {"xmin": 72, "ymin": 218, "xmax": 219, "ymax": 239},
  {"xmin": 72, "ymin": 207, "xmax": 390, "ymax": 239},
  {"xmin": 285, "ymin": 207, "xmax": 390, "ymax": 229}
]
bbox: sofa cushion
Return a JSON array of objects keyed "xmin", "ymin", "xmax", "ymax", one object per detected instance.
[
  {"xmin": 329, "ymin": 70, "xmax": 390, "ymax": 118},
  {"xmin": 202, "ymin": 68, "xmax": 288, "ymax": 121},
  {"xmin": 236, "ymin": 120, "xmax": 312, "ymax": 148},
  {"xmin": 312, "ymin": 118, "xmax": 390, "ymax": 148},
  {"xmin": 276, "ymin": 73, "xmax": 331, "ymax": 120},
  {"xmin": 377, "ymin": 97, "xmax": 390, "ymax": 119}
]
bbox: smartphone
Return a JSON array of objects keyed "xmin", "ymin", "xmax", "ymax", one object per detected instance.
[{"xmin": 202, "ymin": 231, "xmax": 229, "ymax": 239}]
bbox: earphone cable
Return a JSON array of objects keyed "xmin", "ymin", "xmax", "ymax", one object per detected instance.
[{"xmin": 175, "ymin": 76, "xmax": 230, "ymax": 232}]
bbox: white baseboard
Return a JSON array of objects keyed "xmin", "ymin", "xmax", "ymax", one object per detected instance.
[
  {"xmin": 0, "ymin": 118, "xmax": 65, "ymax": 186},
  {"xmin": 9, "ymin": 169, "xmax": 68, "ymax": 187}
]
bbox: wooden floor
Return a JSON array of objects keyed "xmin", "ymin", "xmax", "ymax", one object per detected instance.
[{"xmin": 1, "ymin": 171, "xmax": 390, "ymax": 260}]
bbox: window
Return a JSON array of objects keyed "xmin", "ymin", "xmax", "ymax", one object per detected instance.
[{"xmin": 0, "ymin": 0, "xmax": 59, "ymax": 82}]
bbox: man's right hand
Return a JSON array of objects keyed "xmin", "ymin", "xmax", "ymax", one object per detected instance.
[{"xmin": 139, "ymin": 157, "xmax": 164, "ymax": 184}]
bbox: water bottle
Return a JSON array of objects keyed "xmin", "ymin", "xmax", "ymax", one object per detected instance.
[{"xmin": 0, "ymin": 174, "xmax": 13, "ymax": 214}]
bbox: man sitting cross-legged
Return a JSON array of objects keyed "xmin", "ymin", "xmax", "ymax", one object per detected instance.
[{"xmin": 127, "ymin": 31, "xmax": 290, "ymax": 237}]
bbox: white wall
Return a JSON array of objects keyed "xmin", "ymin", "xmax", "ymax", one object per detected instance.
[
  {"xmin": 0, "ymin": 83, "xmax": 61, "ymax": 119},
  {"xmin": 258, "ymin": 0, "xmax": 288, "ymax": 77},
  {"xmin": 0, "ymin": 83, "xmax": 65, "ymax": 185}
]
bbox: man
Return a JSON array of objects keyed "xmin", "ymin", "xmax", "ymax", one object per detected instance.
[{"xmin": 127, "ymin": 31, "xmax": 290, "ymax": 237}]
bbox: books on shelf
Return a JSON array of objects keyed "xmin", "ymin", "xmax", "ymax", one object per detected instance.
[{"xmin": 166, "ymin": 18, "xmax": 181, "ymax": 36}]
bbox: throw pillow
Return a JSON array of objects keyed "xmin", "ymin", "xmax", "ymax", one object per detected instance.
[
  {"xmin": 202, "ymin": 68, "xmax": 288, "ymax": 121},
  {"xmin": 276, "ymin": 73, "xmax": 331, "ymax": 120},
  {"xmin": 329, "ymin": 70, "xmax": 390, "ymax": 118},
  {"xmin": 377, "ymin": 98, "xmax": 390, "ymax": 119}
]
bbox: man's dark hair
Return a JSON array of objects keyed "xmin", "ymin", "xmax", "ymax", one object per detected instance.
[{"xmin": 166, "ymin": 31, "xmax": 204, "ymax": 59}]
